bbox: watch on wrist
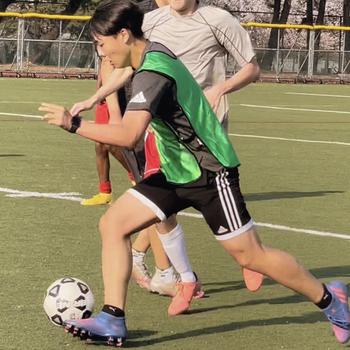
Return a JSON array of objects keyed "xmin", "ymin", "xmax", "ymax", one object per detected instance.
[{"xmin": 68, "ymin": 116, "xmax": 82, "ymax": 133}]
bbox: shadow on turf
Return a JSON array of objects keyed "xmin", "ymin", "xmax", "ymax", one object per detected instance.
[
  {"xmin": 101, "ymin": 267, "xmax": 350, "ymax": 347},
  {"xmin": 202, "ymin": 265, "xmax": 350, "ymax": 296},
  {"xmin": 125, "ymin": 311, "xmax": 329, "ymax": 347},
  {"xmin": 0, "ymin": 154, "xmax": 25, "ymax": 157},
  {"xmin": 245, "ymin": 190, "xmax": 344, "ymax": 202},
  {"xmin": 201, "ymin": 280, "xmax": 247, "ymax": 294}
]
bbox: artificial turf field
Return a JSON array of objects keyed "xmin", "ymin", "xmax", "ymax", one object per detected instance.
[{"xmin": 0, "ymin": 78, "xmax": 349, "ymax": 350}]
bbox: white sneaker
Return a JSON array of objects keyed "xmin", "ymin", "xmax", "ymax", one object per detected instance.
[
  {"xmin": 150, "ymin": 266, "xmax": 180, "ymax": 297},
  {"xmin": 131, "ymin": 249, "xmax": 152, "ymax": 291}
]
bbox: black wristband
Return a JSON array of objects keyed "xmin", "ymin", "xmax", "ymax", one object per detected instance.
[{"xmin": 68, "ymin": 116, "xmax": 82, "ymax": 133}]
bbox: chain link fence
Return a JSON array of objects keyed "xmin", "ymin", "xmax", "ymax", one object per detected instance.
[
  {"xmin": 0, "ymin": 14, "xmax": 96, "ymax": 77},
  {"xmin": 1, "ymin": 13, "xmax": 350, "ymax": 82}
]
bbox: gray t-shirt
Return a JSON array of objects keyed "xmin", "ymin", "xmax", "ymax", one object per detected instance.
[{"xmin": 142, "ymin": 5, "xmax": 256, "ymax": 123}]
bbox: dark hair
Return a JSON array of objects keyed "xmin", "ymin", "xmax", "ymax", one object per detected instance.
[{"xmin": 90, "ymin": 0, "xmax": 144, "ymax": 39}]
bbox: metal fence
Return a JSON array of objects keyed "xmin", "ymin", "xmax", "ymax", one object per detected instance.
[
  {"xmin": 241, "ymin": 24, "xmax": 350, "ymax": 81},
  {"xmin": 0, "ymin": 13, "xmax": 96, "ymax": 77},
  {"xmin": 1, "ymin": 13, "xmax": 350, "ymax": 81}
]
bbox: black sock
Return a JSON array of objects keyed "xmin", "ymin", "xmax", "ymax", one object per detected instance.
[
  {"xmin": 102, "ymin": 304, "xmax": 125, "ymax": 317},
  {"xmin": 315, "ymin": 284, "xmax": 333, "ymax": 310}
]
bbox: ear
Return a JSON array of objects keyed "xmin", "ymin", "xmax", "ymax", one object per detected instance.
[{"xmin": 119, "ymin": 28, "xmax": 131, "ymax": 44}]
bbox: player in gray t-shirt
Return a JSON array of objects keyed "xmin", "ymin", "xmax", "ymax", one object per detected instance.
[{"xmin": 143, "ymin": 0, "xmax": 258, "ymax": 128}]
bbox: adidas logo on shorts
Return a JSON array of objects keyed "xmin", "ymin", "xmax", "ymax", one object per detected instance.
[{"xmin": 217, "ymin": 226, "xmax": 229, "ymax": 234}]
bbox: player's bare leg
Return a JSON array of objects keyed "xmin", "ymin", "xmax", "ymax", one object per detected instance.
[
  {"xmin": 132, "ymin": 228, "xmax": 151, "ymax": 253},
  {"xmin": 220, "ymin": 228, "xmax": 322, "ymax": 299},
  {"xmin": 100, "ymin": 193, "xmax": 157, "ymax": 307},
  {"xmin": 131, "ymin": 229, "xmax": 153, "ymax": 290},
  {"xmin": 220, "ymin": 227, "xmax": 350, "ymax": 344},
  {"xmin": 65, "ymin": 192, "xmax": 159, "ymax": 346}
]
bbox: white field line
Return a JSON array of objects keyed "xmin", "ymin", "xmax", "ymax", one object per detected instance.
[
  {"xmin": 286, "ymin": 92, "xmax": 350, "ymax": 98},
  {"xmin": 0, "ymin": 101, "xmax": 42, "ymax": 104},
  {"xmin": 240, "ymin": 103, "xmax": 350, "ymax": 115},
  {"xmin": 0, "ymin": 100, "xmax": 70, "ymax": 104},
  {"xmin": 0, "ymin": 187, "xmax": 83, "ymax": 201},
  {"xmin": 228, "ymin": 133, "xmax": 350, "ymax": 146},
  {"xmin": 1, "ymin": 187, "xmax": 347, "ymax": 240},
  {"xmin": 0, "ymin": 112, "xmax": 43, "ymax": 119},
  {"xmin": 178, "ymin": 212, "xmax": 350, "ymax": 241},
  {"xmin": 4, "ymin": 110, "xmax": 350, "ymax": 147}
]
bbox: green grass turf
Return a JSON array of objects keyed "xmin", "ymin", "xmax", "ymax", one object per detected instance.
[{"xmin": 0, "ymin": 78, "xmax": 349, "ymax": 350}]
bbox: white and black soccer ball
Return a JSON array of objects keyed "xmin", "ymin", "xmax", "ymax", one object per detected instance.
[{"xmin": 43, "ymin": 277, "xmax": 94, "ymax": 326}]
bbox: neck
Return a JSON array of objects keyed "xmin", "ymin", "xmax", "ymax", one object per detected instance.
[
  {"xmin": 155, "ymin": 0, "xmax": 169, "ymax": 7},
  {"xmin": 130, "ymin": 39, "xmax": 147, "ymax": 69},
  {"xmin": 171, "ymin": 2, "xmax": 198, "ymax": 16}
]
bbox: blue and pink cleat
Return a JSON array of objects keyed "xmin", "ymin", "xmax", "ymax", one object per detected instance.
[
  {"xmin": 323, "ymin": 281, "xmax": 350, "ymax": 344},
  {"xmin": 64, "ymin": 311, "xmax": 127, "ymax": 347}
]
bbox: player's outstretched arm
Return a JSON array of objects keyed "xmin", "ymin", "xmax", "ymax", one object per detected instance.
[
  {"xmin": 40, "ymin": 103, "xmax": 151, "ymax": 149},
  {"xmin": 69, "ymin": 66, "xmax": 134, "ymax": 116}
]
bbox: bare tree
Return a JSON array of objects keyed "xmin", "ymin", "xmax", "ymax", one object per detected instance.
[
  {"xmin": 313, "ymin": 0, "xmax": 327, "ymax": 72},
  {"xmin": 344, "ymin": 0, "xmax": 350, "ymax": 72},
  {"xmin": 305, "ymin": 0, "xmax": 314, "ymax": 25},
  {"xmin": 29, "ymin": 0, "xmax": 87, "ymax": 64},
  {"xmin": 262, "ymin": 0, "xmax": 292, "ymax": 71}
]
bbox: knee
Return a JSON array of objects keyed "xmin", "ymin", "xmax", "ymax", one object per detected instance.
[
  {"xmin": 95, "ymin": 142, "xmax": 108, "ymax": 155},
  {"xmin": 228, "ymin": 244, "xmax": 264, "ymax": 269},
  {"xmin": 234, "ymin": 251, "xmax": 256, "ymax": 269},
  {"xmin": 99, "ymin": 213, "xmax": 110, "ymax": 241},
  {"xmin": 98, "ymin": 212, "xmax": 122, "ymax": 241},
  {"xmin": 98, "ymin": 213, "xmax": 109, "ymax": 236}
]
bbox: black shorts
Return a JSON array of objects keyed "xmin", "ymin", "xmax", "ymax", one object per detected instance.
[{"xmin": 128, "ymin": 167, "xmax": 254, "ymax": 240}]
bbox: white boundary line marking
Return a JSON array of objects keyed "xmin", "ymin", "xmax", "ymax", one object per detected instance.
[
  {"xmin": 1, "ymin": 187, "xmax": 348, "ymax": 240},
  {"xmin": 228, "ymin": 133, "xmax": 350, "ymax": 146},
  {"xmin": 0, "ymin": 187, "xmax": 83, "ymax": 201},
  {"xmin": 0, "ymin": 112, "xmax": 43, "ymax": 119},
  {"xmin": 0, "ymin": 101, "xmax": 41, "ymax": 104},
  {"xmin": 178, "ymin": 212, "xmax": 350, "ymax": 240},
  {"xmin": 286, "ymin": 92, "xmax": 350, "ymax": 98},
  {"xmin": 255, "ymin": 222, "xmax": 350, "ymax": 240},
  {"xmin": 4, "ymin": 110, "xmax": 349, "ymax": 147},
  {"xmin": 240, "ymin": 103, "xmax": 350, "ymax": 115}
]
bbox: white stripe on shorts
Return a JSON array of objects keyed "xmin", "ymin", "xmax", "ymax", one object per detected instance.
[
  {"xmin": 215, "ymin": 173, "xmax": 235, "ymax": 231},
  {"xmin": 127, "ymin": 188, "xmax": 167, "ymax": 221},
  {"xmin": 222, "ymin": 171, "xmax": 242, "ymax": 227},
  {"xmin": 215, "ymin": 171, "xmax": 242, "ymax": 230},
  {"xmin": 215, "ymin": 219, "xmax": 255, "ymax": 241}
]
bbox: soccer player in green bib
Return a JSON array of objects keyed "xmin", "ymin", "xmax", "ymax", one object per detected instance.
[{"xmin": 40, "ymin": 0, "xmax": 350, "ymax": 347}]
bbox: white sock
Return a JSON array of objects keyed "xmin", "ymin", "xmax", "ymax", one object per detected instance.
[
  {"xmin": 157, "ymin": 224, "xmax": 196, "ymax": 283},
  {"xmin": 132, "ymin": 248, "xmax": 146, "ymax": 264}
]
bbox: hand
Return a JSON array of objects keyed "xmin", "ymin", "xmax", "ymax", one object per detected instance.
[
  {"xmin": 39, "ymin": 103, "xmax": 73, "ymax": 131},
  {"xmin": 204, "ymin": 85, "xmax": 223, "ymax": 113},
  {"xmin": 70, "ymin": 97, "xmax": 96, "ymax": 116}
]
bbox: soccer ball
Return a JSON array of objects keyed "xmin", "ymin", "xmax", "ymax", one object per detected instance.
[{"xmin": 43, "ymin": 277, "xmax": 94, "ymax": 326}]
